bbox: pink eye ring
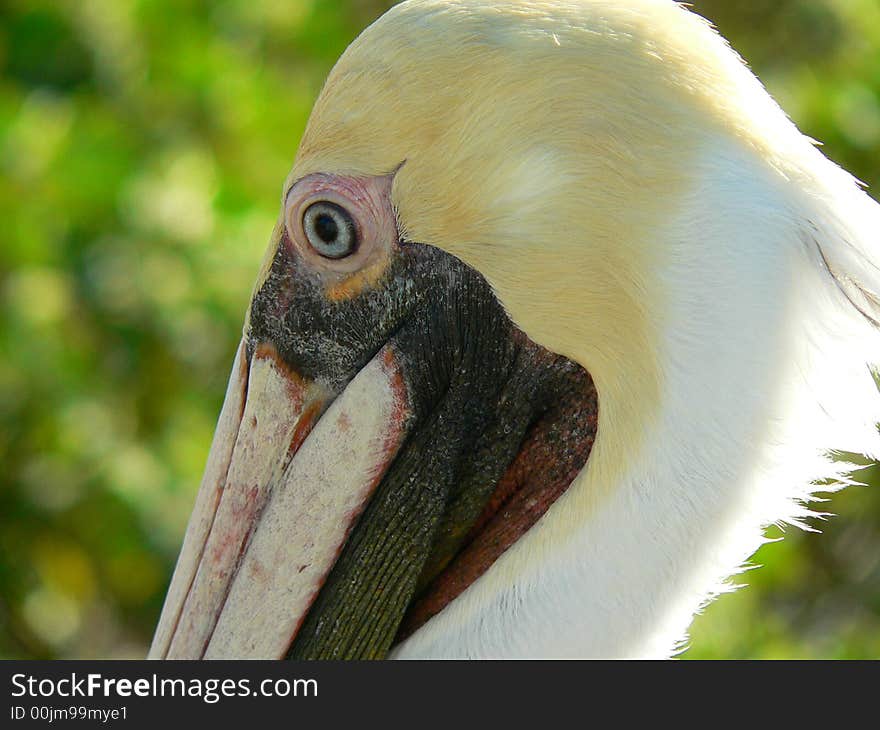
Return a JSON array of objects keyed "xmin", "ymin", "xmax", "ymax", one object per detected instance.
[{"xmin": 283, "ymin": 171, "xmax": 399, "ymax": 277}]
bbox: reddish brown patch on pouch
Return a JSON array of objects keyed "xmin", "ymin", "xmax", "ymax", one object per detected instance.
[
  {"xmin": 397, "ymin": 348, "xmax": 598, "ymax": 641},
  {"xmin": 248, "ymin": 559, "xmax": 268, "ymax": 584},
  {"xmin": 210, "ymin": 483, "xmax": 261, "ymax": 566},
  {"xmin": 252, "ymin": 341, "xmax": 311, "ymax": 412},
  {"xmin": 287, "ymin": 399, "xmax": 325, "ymax": 463}
]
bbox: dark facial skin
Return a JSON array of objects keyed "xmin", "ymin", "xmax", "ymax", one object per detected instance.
[{"xmin": 248, "ymin": 230, "xmax": 598, "ymax": 659}]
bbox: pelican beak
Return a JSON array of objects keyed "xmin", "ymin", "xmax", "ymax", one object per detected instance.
[
  {"xmin": 149, "ymin": 333, "xmax": 411, "ymax": 660},
  {"xmin": 149, "ymin": 229, "xmax": 597, "ymax": 660}
]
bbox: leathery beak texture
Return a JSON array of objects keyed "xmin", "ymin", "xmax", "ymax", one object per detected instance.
[
  {"xmin": 149, "ymin": 338, "xmax": 411, "ymax": 659},
  {"xmin": 151, "ymin": 210, "xmax": 598, "ymax": 659}
]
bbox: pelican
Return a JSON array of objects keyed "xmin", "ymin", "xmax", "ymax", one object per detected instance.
[{"xmin": 149, "ymin": 0, "xmax": 880, "ymax": 659}]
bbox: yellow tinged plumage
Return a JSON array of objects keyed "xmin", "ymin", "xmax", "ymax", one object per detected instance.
[{"xmin": 281, "ymin": 0, "xmax": 807, "ymax": 526}]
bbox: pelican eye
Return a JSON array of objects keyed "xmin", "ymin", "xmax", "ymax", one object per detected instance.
[{"xmin": 302, "ymin": 201, "xmax": 359, "ymax": 259}]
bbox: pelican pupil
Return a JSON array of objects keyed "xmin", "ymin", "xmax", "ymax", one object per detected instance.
[
  {"xmin": 315, "ymin": 214, "xmax": 338, "ymax": 243},
  {"xmin": 302, "ymin": 201, "xmax": 357, "ymax": 259}
]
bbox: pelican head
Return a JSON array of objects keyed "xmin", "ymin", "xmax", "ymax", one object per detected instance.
[{"xmin": 150, "ymin": 0, "xmax": 880, "ymax": 659}]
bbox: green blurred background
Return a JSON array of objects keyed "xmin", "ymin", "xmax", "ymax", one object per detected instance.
[{"xmin": 1, "ymin": 0, "xmax": 879, "ymax": 659}]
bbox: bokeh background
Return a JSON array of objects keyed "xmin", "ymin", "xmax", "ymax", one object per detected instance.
[{"xmin": 1, "ymin": 0, "xmax": 879, "ymax": 659}]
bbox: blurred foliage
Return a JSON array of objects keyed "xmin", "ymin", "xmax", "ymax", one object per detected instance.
[{"xmin": 0, "ymin": 0, "xmax": 878, "ymax": 659}]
